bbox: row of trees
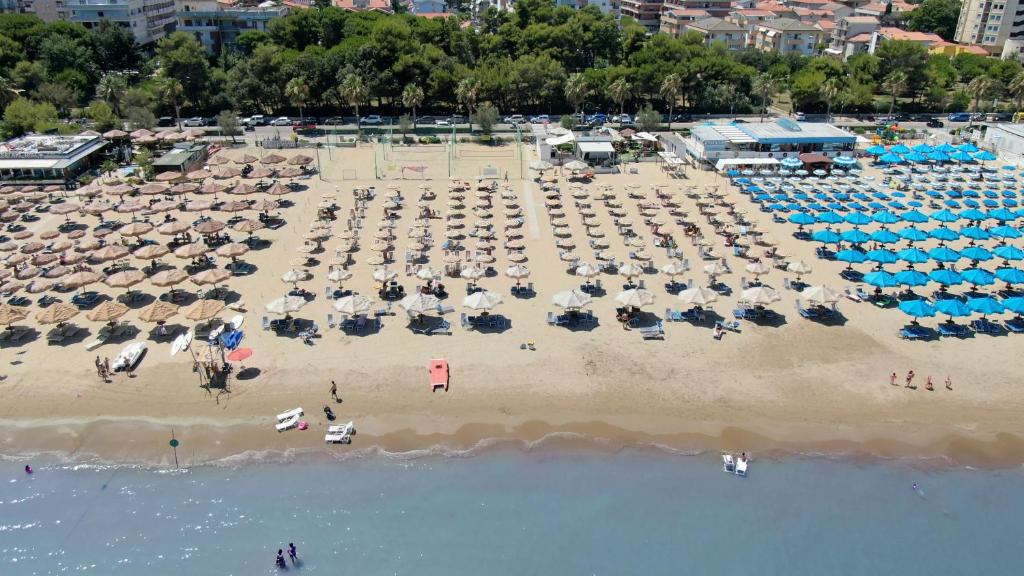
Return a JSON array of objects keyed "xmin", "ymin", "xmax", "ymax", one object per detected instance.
[{"xmin": 0, "ymin": 0, "xmax": 1021, "ymax": 138}]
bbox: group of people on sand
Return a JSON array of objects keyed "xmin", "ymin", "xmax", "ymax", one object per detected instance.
[
  {"xmin": 94, "ymin": 356, "xmax": 111, "ymax": 381},
  {"xmin": 275, "ymin": 543, "xmax": 298, "ymax": 569},
  {"xmin": 890, "ymin": 371, "xmax": 952, "ymax": 391}
]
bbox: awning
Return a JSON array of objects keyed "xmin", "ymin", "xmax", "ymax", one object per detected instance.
[
  {"xmin": 798, "ymin": 153, "xmax": 832, "ymax": 164},
  {"xmin": 577, "ymin": 141, "xmax": 615, "ymax": 154},
  {"xmin": 632, "ymin": 132, "xmax": 658, "ymax": 142},
  {"xmin": 545, "ymin": 133, "xmax": 575, "ymax": 146},
  {"xmin": 714, "ymin": 157, "xmax": 780, "ymax": 171}
]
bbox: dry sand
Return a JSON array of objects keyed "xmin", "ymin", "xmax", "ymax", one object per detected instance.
[{"xmin": 1, "ymin": 142, "xmax": 1022, "ymax": 468}]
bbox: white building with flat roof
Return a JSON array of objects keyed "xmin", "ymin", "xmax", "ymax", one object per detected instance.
[
  {"xmin": 683, "ymin": 119, "xmax": 857, "ymax": 168},
  {"xmin": 176, "ymin": 0, "xmax": 289, "ymax": 54},
  {"xmin": 982, "ymin": 123, "xmax": 1024, "ymax": 161},
  {"xmin": 66, "ymin": 0, "xmax": 176, "ymax": 45},
  {"xmin": 0, "ymin": 134, "xmax": 108, "ymax": 183}
]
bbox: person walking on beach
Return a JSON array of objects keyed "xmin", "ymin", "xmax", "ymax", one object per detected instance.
[
  {"xmin": 288, "ymin": 543, "xmax": 298, "ymax": 563},
  {"xmin": 103, "ymin": 357, "xmax": 111, "ymax": 376},
  {"xmin": 945, "ymin": 375, "xmax": 953, "ymax": 391},
  {"xmin": 889, "ymin": 372, "xmax": 897, "ymax": 386},
  {"xmin": 95, "ymin": 356, "xmax": 104, "ymax": 379},
  {"xmin": 330, "ymin": 380, "xmax": 339, "ymax": 403},
  {"xmin": 925, "ymin": 376, "xmax": 933, "ymax": 391},
  {"xmin": 905, "ymin": 370, "xmax": 916, "ymax": 389}
]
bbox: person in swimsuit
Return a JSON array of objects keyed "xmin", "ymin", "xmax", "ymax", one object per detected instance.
[{"xmin": 288, "ymin": 543, "xmax": 297, "ymax": 563}]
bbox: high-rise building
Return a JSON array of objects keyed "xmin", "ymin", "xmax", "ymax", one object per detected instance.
[
  {"xmin": 176, "ymin": 0, "xmax": 289, "ymax": 54},
  {"xmin": 65, "ymin": 0, "xmax": 176, "ymax": 44},
  {"xmin": 954, "ymin": 0, "xmax": 1020, "ymax": 50}
]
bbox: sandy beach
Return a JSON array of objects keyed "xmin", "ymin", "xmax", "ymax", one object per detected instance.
[{"xmin": 1, "ymin": 141, "xmax": 1022, "ymax": 469}]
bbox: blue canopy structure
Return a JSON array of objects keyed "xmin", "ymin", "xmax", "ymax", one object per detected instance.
[
  {"xmin": 929, "ymin": 269, "xmax": 964, "ymax": 286},
  {"xmin": 928, "ymin": 227, "xmax": 960, "ymax": 242},
  {"xmin": 878, "ymin": 153, "xmax": 904, "ymax": 164},
  {"xmin": 994, "ymin": 245, "xmax": 1024, "ymax": 260},
  {"xmin": 866, "ymin": 145, "xmax": 887, "ymax": 155},
  {"xmin": 905, "ymin": 152, "xmax": 928, "ymax": 163},
  {"xmin": 900, "ymin": 210, "xmax": 928, "ymax": 224},
  {"xmin": 951, "ymin": 150, "xmax": 975, "ymax": 163},
  {"xmin": 788, "ymin": 213, "xmax": 816, "ymax": 225},
  {"xmin": 836, "ymin": 249, "xmax": 868, "ymax": 264},
  {"xmin": 960, "ymin": 246, "xmax": 993, "ymax": 261},
  {"xmin": 864, "ymin": 269, "xmax": 898, "ymax": 287},
  {"xmin": 961, "ymin": 268, "xmax": 996, "ymax": 286},
  {"xmin": 844, "ymin": 212, "xmax": 872, "ymax": 225},
  {"xmin": 871, "ymin": 210, "xmax": 902, "ymax": 224},
  {"xmin": 895, "ymin": 269, "xmax": 930, "ymax": 286},
  {"xmin": 958, "ymin": 143, "xmax": 979, "ymax": 153},
  {"xmin": 988, "ymin": 208, "xmax": 1019, "ymax": 221},
  {"xmin": 990, "ymin": 225, "xmax": 1023, "ymax": 239},
  {"xmin": 974, "ymin": 151, "xmax": 997, "ymax": 162},
  {"xmin": 959, "ymin": 208, "xmax": 988, "ymax": 221},
  {"xmin": 870, "ymin": 229, "xmax": 901, "ymax": 244},
  {"xmin": 996, "ymin": 267, "xmax": 1024, "ymax": 284},
  {"xmin": 927, "ymin": 151, "xmax": 950, "ymax": 162},
  {"xmin": 960, "ymin": 226, "xmax": 991, "ymax": 241},
  {"xmin": 930, "ymin": 209, "xmax": 960, "ymax": 223},
  {"xmin": 899, "ymin": 299, "xmax": 936, "ymax": 318},
  {"xmin": 811, "ymin": 229, "xmax": 842, "ymax": 243},
  {"xmin": 898, "ymin": 227, "xmax": 930, "ymax": 242},
  {"xmin": 817, "ymin": 211, "xmax": 844, "ymax": 225},
  {"xmin": 928, "ymin": 246, "xmax": 962, "ymax": 263},
  {"xmin": 897, "ymin": 247, "xmax": 930, "ymax": 264},
  {"xmin": 840, "ymin": 229, "xmax": 871, "ymax": 244},
  {"xmin": 890, "ymin": 144, "xmax": 911, "ymax": 155},
  {"xmin": 866, "ymin": 249, "xmax": 899, "ymax": 264},
  {"xmin": 967, "ymin": 296, "xmax": 1004, "ymax": 315},
  {"xmin": 912, "ymin": 144, "xmax": 934, "ymax": 153},
  {"xmin": 935, "ymin": 299, "xmax": 971, "ymax": 317},
  {"xmin": 936, "ymin": 143, "xmax": 957, "ymax": 153},
  {"xmin": 1002, "ymin": 296, "xmax": 1024, "ymax": 314}
]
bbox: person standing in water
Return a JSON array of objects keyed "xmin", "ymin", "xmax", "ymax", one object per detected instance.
[
  {"xmin": 276, "ymin": 549, "xmax": 286, "ymax": 568},
  {"xmin": 288, "ymin": 543, "xmax": 297, "ymax": 563}
]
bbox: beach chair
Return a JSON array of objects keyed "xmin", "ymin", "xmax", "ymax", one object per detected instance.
[
  {"xmin": 717, "ymin": 320, "xmax": 741, "ymax": 332},
  {"xmin": 460, "ymin": 313, "xmax": 470, "ymax": 329},
  {"xmin": 327, "ymin": 313, "xmax": 336, "ymax": 329},
  {"xmin": 665, "ymin": 308, "xmax": 680, "ymax": 322},
  {"xmin": 639, "ymin": 321, "xmax": 665, "ymax": 340},
  {"xmin": 325, "ymin": 421, "xmax": 354, "ymax": 444},
  {"xmin": 276, "ymin": 415, "xmax": 300, "ymax": 432},
  {"xmin": 546, "ymin": 311, "xmax": 556, "ymax": 325},
  {"xmin": 971, "ymin": 318, "xmax": 1001, "ymax": 335},
  {"xmin": 843, "ymin": 286, "xmax": 862, "ymax": 302},
  {"xmin": 732, "ymin": 308, "xmax": 749, "ymax": 319},
  {"xmin": 261, "ymin": 316, "xmax": 270, "ymax": 331},
  {"xmin": 1005, "ymin": 317, "xmax": 1024, "ymax": 333},
  {"xmin": 937, "ymin": 323, "xmax": 969, "ymax": 338},
  {"xmin": 783, "ymin": 277, "xmax": 793, "ymax": 290},
  {"xmin": 429, "ymin": 319, "xmax": 452, "ymax": 335}
]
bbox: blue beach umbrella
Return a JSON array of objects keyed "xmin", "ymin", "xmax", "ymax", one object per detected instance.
[
  {"xmin": 898, "ymin": 227, "xmax": 929, "ymax": 242},
  {"xmin": 811, "ymin": 229, "xmax": 842, "ymax": 243},
  {"xmin": 901, "ymin": 210, "xmax": 928, "ymax": 224},
  {"xmin": 841, "ymin": 229, "xmax": 871, "ymax": 244},
  {"xmin": 864, "ymin": 269, "xmax": 898, "ymax": 287},
  {"xmin": 788, "ymin": 212, "xmax": 816, "ymax": 225},
  {"xmin": 960, "ymin": 226, "xmax": 991, "ymax": 241},
  {"xmin": 833, "ymin": 156, "xmax": 857, "ymax": 166},
  {"xmin": 913, "ymin": 144, "xmax": 934, "ymax": 153},
  {"xmin": 967, "ymin": 296, "xmax": 1004, "ymax": 315},
  {"xmin": 961, "ymin": 267, "xmax": 996, "ymax": 286},
  {"xmin": 817, "ymin": 211, "xmax": 844, "ymax": 225},
  {"xmin": 781, "ymin": 156, "xmax": 803, "ymax": 169},
  {"xmin": 866, "ymin": 145, "xmax": 887, "ymax": 155},
  {"xmin": 879, "ymin": 153, "xmax": 904, "ymax": 164},
  {"xmin": 959, "ymin": 208, "xmax": 988, "ymax": 221},
  {"xmin": 872, "ymin": 210, "xmax": 902, "ymax": 224},
  {"xmin": 975, "ymin": 151, "xmax": 997, "ymax": 162},
  {"xmin": 935, "ymin": 299, "xmax": 971, "ymax": 317},
  {"xmin": 936, "ymin": 143, "xmax": 957, "ymax": 153},
  {"xmin": 988, "ymin": 208, "xmax": 1019, "ymax": 221},
  {"xmin": 929, "ymin": 227, "xmax": 960, "ymax": 242},
  {"xmin": 899, "ymin": 299, "xmax": 936, "ymax": 318},
  {"xmin": 845, "ymin": 212, "xmax": 872, "ymax": 226},
  {"xmin": 1002, "ymin": 296, "xmax": 1024, "ymax": 313},
  {"xmin": 927, "ymin": 151, "xmax": 950, "ymax": 162},
  {"xmin": 836, "ymin": 249, "xmax": 868, "ymax": 264},
  {"xmin": 895, "ymin": 269, "xmax": 930, "ymax": 286},
  {"xmin": 897, "ymin": 247, "xmax": 930, "ymax": 264},
  {"xmin": 928, "ymin": 246, "xmax": 962, "ymax": 263},
  {"xmin": 930, "ymin": 209, "xmax": 960, "ymax": 223},
  {"xmin": 996, "ymin": 267, "xmax": 1024, "ymax": 284},
  {"xmin": 994, "ymin": 245, "xmax": 1024, "ymax": 260},
  {"xmin": 960, "ymin": 246, "xmax": 993, "ymax": 261},
  {"xmin": 866, "ymin": 249, "xmax": 899, "ymax": 264},
  {"xmin": 951, "ymin": 150, "xmax": 975, "ymax": 163},
  {"xmin": 929, "ymin": 269, "xmax": 963, "ymax": 286},
  {"xmin": 958, "ymin": 142, "xmax": 979, "ymax": 153},
  {"xmin": 870, "ymin": 229, "xmax": 900, "ymax": 244},
  {"xmin": 905, "ymin": 151, "xmax": 928, "ymax": 163},
  {"xmin": 991, "ymin": 225, "xmax": 1023, "ymax": 239},
  {"xmin": 890, "ymin": 144, "xmax": 911, "ymax": 155}
]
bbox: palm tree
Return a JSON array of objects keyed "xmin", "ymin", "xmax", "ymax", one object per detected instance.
[
  {"xmin": 95, "ymin": 73, "xmax": 128, "ymax": 115},
  {"xmin": 401, "ymin": 84, "xmax": 424, "ymax": 130},
  {"xmin": 821, "ymin": 78, "xmax": 840, "ymax": 123},
  {"xmin": 607, "ymin": 77, "xmax": 631, "ymax": 126},
  {"xmin": 752, "ymin": 74, "xmax": 780, "ymax": 123},
  {"xmin": 158, "ymin": 78, "xmax": 186, "ymax": 130},
  {"xmin": 339, "ymin": 73, "xmax": 369, "ymax": 135},
  {"xmin": 882, "ymin": 71, "xmax": 907, "ymax": 117},
  {"xmin": 285, "ymin": 77, "xmax": 310, "ymax": 123},
  {"xmin": 564, "ymin": 73, "xmax": 590, "ymax": 120},
  {"xmin": 455, "ymin": 77, "xmax": 479, "ymax": 130},
  {"xmin": 659, "ymin": 73, "xmax": 682, "ymax": 131},
  {"xmin": 967, "ymin": 76, "xmax": 994, "ymax": 129},
  {"xmin": 1008, "ymin": 71, "xmax": 1024, "ymax": 111}
]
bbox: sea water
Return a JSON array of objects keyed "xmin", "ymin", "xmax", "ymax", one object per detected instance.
[{"xmin": 1, "ymin": 449, "xmax": 1021, "ymax": 575}]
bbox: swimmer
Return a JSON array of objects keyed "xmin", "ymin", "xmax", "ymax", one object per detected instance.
[{"xmin": 24, "ymin": 465, "xmax": 32, "ymax": 474}]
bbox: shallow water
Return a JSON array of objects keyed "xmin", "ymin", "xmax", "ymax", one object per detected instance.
[{"xmin": 1, "ymin": 450, "xmax": 1021, "ymax": 575}]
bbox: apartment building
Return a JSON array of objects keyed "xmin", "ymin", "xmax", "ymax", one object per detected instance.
[
  {"xmin": 176, "ymin": 0, "xmax": 288, "ymax": 54},
  {"xmin": 660, "ymin": 8, "xmax": 710, "ymax": 36},
  {"xmin": 824, "ymin": 14, "xmax": 878, "ymax": 59},
  {"xmin": 66, "ymin": 0, "xmax": 176, "ymax": 44},
  {"xmin": 751, "ymin": 17, "xmax": 827, "ymax": 55},
  {"xmin": 954, "ymin": 0, "xmax": 1020, "ymax": 50},
  {"xmin": 619, "ymin": 0, "xmax": 665, "ymax": 30},
  {"xmin": 684, "ymin": 16, "xmax": 748, "ymax": 50}
]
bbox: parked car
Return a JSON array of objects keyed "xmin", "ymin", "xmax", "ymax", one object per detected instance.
[
  {"xmin": 947, "ymin": 112, "xmax": 970, "ymax": 122},
  {"xmin": 529, "ymin": 114, "xmax": 549, "ymax": 123},
  {"xmin": 183, "ymin": 117, "xmax": 206, "ymax": 127},
  {"xmin": 323, "ymin": 116, "xmax": 345, "ymax": 125},
  {"xmin": 245, "ymin": 115, "xmax": 267, "ymax": 126},
  {"xmin": 359, "ymin": 115, "xmax": 384, "ymax": 125},
  {"xmin": 157, "ymin": 116, "xmax": 176, "ymax": 127},
  {"xmin": 793, "ymin": 112, "xmax": 805, "ymax": 121},
  {"xmin": 617, "ymin": 114, "xmax": 633, "ymax": 124},
  {"xmin": 875, "ymin": 115, "xmax": 898, "ymax": 125},
  {"xmin": 434, "ymin": 118, "xmax": 451, "ymax": 126},
  {"xmin": 926, "ymin": 119, "xmax": 945, "ymax": 128},
  {"xmin": 449, "ymin": 114, "xmax": 466, "ymax": 124},
  {"xmin": 270, "ymin": 116, "xmax": 292, "ymax": 126},
  {"xmin": 504, "ymin": 114, "xmax": 526, "ymax": 125},
  {"xmin": 670, "ymin": 113, "xmax": 692, "ymax": 122}
]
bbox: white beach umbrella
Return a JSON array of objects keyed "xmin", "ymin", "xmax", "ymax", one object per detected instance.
[
  {"xmin": 529, "ymin": 160, "xmax": 553, "ymax": 171},
  {"xmin": 787, "ymin": 260, "xmax": 813, "ymax": 275},
  {"xmin": 744, "ymin": 261, "xmax": 771, "ymax": 276},
  {"xmin": 504, "ymin": 264, "xmax": 531, "ymax": 280},
  {"xmin": 460, "ymin": 266, "xmax": 485, "ymax": 281},
  {"xmin": 564, "ymin": 160, "xmax": 588, "ymax": 171},
  {"xmin": 660, "ymin": 260, "xmax": 687, "ymax": 277},
  {"xmin": 399, "ymin": 292, "xmax": 440, "ymax": 315},
  {"xmin": 265, "ymin": 295, "xmax": 308, "ymax": 315},
  {"xmin": 574, "ymin": 262, "xmax": 600, "ymax": 278},
  {"xmin": 614, "ymin": 288, "xmax": 655, "ymax": 308},
  {"xmin": 372, "ymin": 268, "xmax": 398, "ymax": 282},
  {"xmin": 416, "ymin": 267, "xmax": 440, "ymax": 280},
  {"xmin": 703, "ymin": 260, "xmax": 730, "ymax": 276},
  {"xmin": 551, "ymin": 289, "xmax": 592, "ymax": 309},
  {"xmin": 333, "ymin": 294, "xmax": 374, "ymax": 315},
  {"xmin": 677, "ymin": 286, "xmax": 718, "ymax": 306},
  {"xmin": 462, "ymin": 290, "xmax": 503, "ymax": 311},
  {"xmin": 280, "ymin": 268, "xmax": 311, "ymax": 283},
  {"xmin": 740, "ymin": 286, "xmax": 781, "ymax": 305},
  {"xmin": 800, "ymin": 284, "xmax": 841, "ymax": 305},
  {"xmin": 327, "ymin": 269, "xmax": 353, "ymax": 283},
  {"xmin": 617, "ymin": 263, "xmax": 644, "ymax": 278}
]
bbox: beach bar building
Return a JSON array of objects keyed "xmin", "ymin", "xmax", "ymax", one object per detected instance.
[
  {"xmin": 682, "ymin": 119, "xmax": 856, "ymax": 170},
  {"xmin": 153, "ymin": 142, "xmax": 210, "ymax": 175},
  {"xmin": 0, "ymin": 134, "xmax": 108, "ymax": 184}
]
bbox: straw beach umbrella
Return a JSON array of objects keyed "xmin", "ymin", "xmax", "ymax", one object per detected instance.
[
  {"xmin": 138, "ymin": 300, "xmax": 179, "ymax": 323},
  {"xmin": 0, "ymin": 304, "xmax": 28, "ymax": 326},
  {"xmin": 85, "ymin": 300, "xmax": 130, "ymax": 323},
  {"xmin": 35, "ymin": 302, "xmax": 79, "ymax": 324},
  {"xmin": 183, "ymin": 299, "xmax": 225, "ymax": 321}
]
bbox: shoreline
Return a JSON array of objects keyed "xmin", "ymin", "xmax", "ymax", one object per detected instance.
[{"xmin": 3, "ymin": 415, "xmax": 1023, "ymax": 470}]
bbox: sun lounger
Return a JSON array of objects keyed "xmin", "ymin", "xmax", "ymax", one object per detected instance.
[
  {"xmin": 665, "ymin": 308, "xmax": 683, "ymax": 322},
  {"xmin": 276, "ymin": 415, "xmax": 300, "ymax": 432},
  {"xmin": 639, "ymin": 321, "xmax": 665, "ymax": 340},
  {"xmin": 844, "ymin": 286, "xmax": 862, "ymax": 302},
  {"xmin": 1005, "ymin": 318, "xmax": 1024, "ymax": 333},
  {"xmin": 971, "ymin": 318, "xmax": 1001, "ymax": 335},
  {"xmin": 899, "ymin": 326, "xmax": 932, "ymax": 340},
  {"xmin": 84, "ymin": 333, "xmax": 109, "ymax": 350},
  {"xmin": 736, "ymin": 457, "xmax": 748, "ymax": 477},
  {"xmin": 717, "ymin": 320, "xmax": 741, "ymax": 332},
  {"xmin": 325, "ymin": 421, "xmax": 354, "ymax": 444},
  {"xmin": 262, "ymin": 316, "xmax": 270, "ymax": 330},
  {"xmin": 429, "ymin": 358, "xmax": 449, "ymax": 391},
  {"xmin": 938, "ymin": 323, "xmax": 969, "ymax": 338},
  {"xmin": 276, "ymin": 407, "xmax": 303, "ymax": 422},
  {"xmin": 428, "ymin": 319, "xmax": 452, "ymax": 335}
]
